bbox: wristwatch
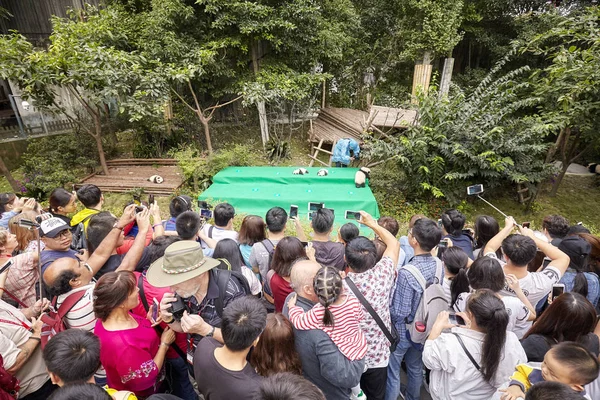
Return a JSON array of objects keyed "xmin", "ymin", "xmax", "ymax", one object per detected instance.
[{"xmin": 206, "ymin": 326, "xmax": 215, "ymax": 338}]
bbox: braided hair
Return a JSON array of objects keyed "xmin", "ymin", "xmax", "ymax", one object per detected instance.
[{"xmin": 313, "ymin": 266, "xmax": 343, "ymax": 327}]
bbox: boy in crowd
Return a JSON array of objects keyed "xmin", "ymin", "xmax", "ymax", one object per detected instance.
[
  {"xmin": 378, "ymin": 216, "xmax": 406, "ymax": 267},
  {"xmin": 70, "ymin": 184, "xmax": 103, "ymax": 231},
  {"xmin": 398, "ymin": 214, "xmax": 425, "ymax": 267},
  {"xmin": 199, "ymin": 202, "xmax": 238, "ymax": 246},
  {"xmin": 542, "ymin": 214, "xmax": 570, "ymax": 246},
  {"xmin": 310, "ymin": 208, "xmax": 345, "ymax": 270},
  {"xmin": 194, "ymin": 296, "xmax": 267, "ymax": 400},
  {"xmin": 499, "ymin": 342, "xmax": 599, "ymax": 399}
]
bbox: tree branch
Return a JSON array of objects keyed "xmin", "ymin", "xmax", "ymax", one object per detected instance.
[
  {"xmin": 170, "ymin": 87, "xmax": 196, "ymax": 113},
  {"xmin": 67, "ymin": 84, "xmax": 100, "ymax": 120},
  {"xmin": 570, "ymin": 142, "xmax": 593, "ymax": 163},
  {"xmin": 51, "ymin": 99, "xmax": 94, "ymax": 136},
  {"xmin": 187, "ymin": 80, "xmax": 204, "ymax": 117},
  {"xmin": 206, "ymin": 95, "xmax": 243, "ymax": 120}
]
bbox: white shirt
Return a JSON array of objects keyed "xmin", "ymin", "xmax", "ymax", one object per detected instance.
[
  {"xmin": 241, "ymin": 267, "xmax": 262, "ymax": 296},
  {"xmin": 442, "ymin": 277, "xmax": 452, "ymax": 303},
  {"xmin": 200, "ymin": 224, "xmax": 239, "ymax": 248},
  {"xmin": 485, "ymin": 252, "xmax": 562, "ymax": 305},
  {"xmin": 454, "ymin": 292, "xmax": 531, "ymax": 339},
  {"xmin": 423, "ymin": 327, "xmax": 526, "ymax": 400}
]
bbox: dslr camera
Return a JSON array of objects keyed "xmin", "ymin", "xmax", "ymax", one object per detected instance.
[{"xmin": 168, "ymin": 295, "xmax": 192, "ymax": 321}]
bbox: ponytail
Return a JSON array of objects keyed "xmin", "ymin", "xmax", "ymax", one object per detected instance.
[
  {"xmin": 466, "ymin": 289, "xmax": 509, "ymax": 383},
  {"xmin": 450, "ymin": 268, "xmax": 470, "ymax": 308},
  {"xmin": 313, "ymin": 266, "xmax": 342, "ymax": 327},
  {"xmin": 573, "ymin": 272, "xmax": 589, "ymax": 298}
]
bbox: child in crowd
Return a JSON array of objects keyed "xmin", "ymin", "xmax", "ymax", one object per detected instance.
[
  {"xmin": 498, "ymin": 342, "xmax": 600, "ymax": 400},
  {"xmin": 287, "ymin": 265, "xmax": 367, "ymax": 398},
  {"xmin": 338, "ymin": 223, "xmax": 359, "ymax": 245}
]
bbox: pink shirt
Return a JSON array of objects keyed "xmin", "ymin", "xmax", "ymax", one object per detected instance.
[{"xmin": 94, "ymin": 313, "xmax": 162, "ymax": 397}]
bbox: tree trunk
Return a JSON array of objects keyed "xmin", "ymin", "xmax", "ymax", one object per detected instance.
[
  {"xmin": 0, "ymin": 156, "xmax": 20, "ymax": 192},
  {"xmin": 550, "ymin": 163, "xmax": 568, "ymax": 197},
  {"xmin": 439, "ymin": 57, "xmax": 455, "ymax": 98},
  {"xmin": 545, "ymin": 127, "xmax": 566, "ymax": 163},
  {"xmin": 93, "ymin": 114, "xmax": 109, "ymax": 175},
  {"xmin": 199, "ymin": 112, "xmax": 213, "ymax": 154},
  {"xmin": 252, "ymin": 40, "xmax": 269, "ymax": 147}
]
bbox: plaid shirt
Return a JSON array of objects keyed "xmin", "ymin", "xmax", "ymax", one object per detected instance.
[
  {"xmin": 2, "ymin": 252, "xmax": 38, "ymax": 307},
  {"xmin": 390, "ymin": 253, "xmax": 440, "ymax": 342},
  {"xmin": 187, "ymin": 269, "xmax": 245, "ymax": 345}
]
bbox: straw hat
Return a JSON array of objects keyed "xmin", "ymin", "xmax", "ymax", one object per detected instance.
[{"xmin": 146, "ymin": 241, "xmax": 220, "ymax": 287}]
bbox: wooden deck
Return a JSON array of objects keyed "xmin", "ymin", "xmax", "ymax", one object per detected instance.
[{"xmin": 75, "ymin": 159, "xmax": 184, "ymax": 195}]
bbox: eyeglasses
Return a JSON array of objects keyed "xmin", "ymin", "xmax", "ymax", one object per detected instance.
[{"xmin": 53, "ymin": 230, "xmax": 71, "ymax": 239}]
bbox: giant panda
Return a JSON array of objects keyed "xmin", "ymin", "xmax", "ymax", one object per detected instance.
[
  {"xmin": 148, "ymin": 175, "xmax": 164, "ymax": 184},
  {"xmin": 354, "ymin": 167, "xmax": 371, "ymax": 188},
  {"xmin": 588, "ymin": 163, "xmax": 600, "ymax": 175},
  {"xmin": 293, "ymin": 168, "xmax": 309, "ymax": 175}
]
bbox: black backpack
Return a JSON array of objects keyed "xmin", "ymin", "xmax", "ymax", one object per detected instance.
[
  {"xmin": 70, "ymin": 215, "xmax": 94, "ymax": 251},
  {"xmin": 213, "ymin": 268, "xmax": 251, "ymax": 317}
]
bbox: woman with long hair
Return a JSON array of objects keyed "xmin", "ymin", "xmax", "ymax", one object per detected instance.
[
  {"xmin": 557, "ymin": 236, "xmax": 600, "ymax": 307},
  {"xmin": 473, "ymin": 215, "xmax": 501, "ymax": 259},
  {"xmin": 0, "ymin": 227, "xmax": 38, "ymax": 306},
  {"xmin": 579, "ymin": 233, "xmax": 600, "ymax": 276},
  {"xmin": 453, "ymin": 256, "xmax": 536, "ymax": 338},
  {"xmin": 238, "ymin": 215, "xmax": 266, "ymax": 268},
  {"xmin": 521, "ymin": 292, "xmax": 599, "ymax": 362},
  {"xmin": 251, "ymin": 313, "xmax": 302, "ymax": 376},
  {"xmin": 48, "ymin": 188, "xmax": 77, "ymax": 226},
  {"xmin": 9, "ymin": 211, "xmax": 42, "ymax": 253},
  {"xmin": 213, "ymin": 238, "xmax": 262, "ymax": 295},
  {"xmin": 423, "ymin": 289, "xmax": 526, "ymax": 399},
  {"xmin": 269, "ymin": 237, "xmax": 308, "ymax": 312},
  {"xmin": 93, "ymin": 271, "xmax": 175, "ymax": 397},
  {"xmin": 442, "ymin": 247, "xmax": 470, "ymax": 308}
]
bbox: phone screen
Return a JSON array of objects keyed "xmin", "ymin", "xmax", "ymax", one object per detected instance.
[
  {"xmin": 467, "ymin": 184, "xmax": 484, "ymax": 196},
  {"xmin": 149, "ymin": 194, "xmax": 155, "ymax": 205},
  {"xmin": 290, "ymin": 206, "xmax": 298, "ymax": 218},
  {"xmin": 151, "ymin": 299, "xmax": 159, "ymax": 322},
  {"xmin": 200, "ymin": 209, "xmax": 213, "ymax": 219},
  {"xmin": 437, "ymin": 240, "xmax": 448, "ymax": 259},
  {"xmin": 552, "ymin": 285, "xmax": 565, "ymax": 300},
  {"xmin": 345, "ymin": 211, "xmax": 361, "ymax": 220},
  {"xmin": 309, "ymin": 202, "xmax": 324, "ymax": 212},
  {"xmin": 449, "ymin": 313, "xmax": 466, "ymax": 326}
]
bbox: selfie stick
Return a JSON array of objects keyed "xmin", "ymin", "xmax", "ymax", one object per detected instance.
[{"xmin": 476, "ymin": 195, "xmax": 522, "ymax": 229}]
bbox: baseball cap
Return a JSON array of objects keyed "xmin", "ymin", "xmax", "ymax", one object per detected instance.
[
  {"xmin": 40, "ymin": 217, "xmax": 70, "ymax": 238},
  {"xmin": 559, "ymin": 236, "xmax": 591, "ymax": 270}
]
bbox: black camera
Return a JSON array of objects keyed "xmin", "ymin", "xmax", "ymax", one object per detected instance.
[{"xmin": 168, "ymin": 295, "xmax": 191, "ymax": 321}]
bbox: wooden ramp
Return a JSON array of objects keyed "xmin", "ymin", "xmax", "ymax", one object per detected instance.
[{"xmin": 75, "ymin": 159, "xmax": 183, "ymax": 195}]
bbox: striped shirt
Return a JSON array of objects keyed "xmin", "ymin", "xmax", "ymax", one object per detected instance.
[
  {"xmin": 56, "ymin": 283, "xmax": 106, "ymax": 381},
  {"xmin": 288, "ymin": 295, "xmax": 367, "ymax": 361}
]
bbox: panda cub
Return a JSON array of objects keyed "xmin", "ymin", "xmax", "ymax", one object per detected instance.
[
  {"xmin": 317, "ymin": 169, "xmax": 328, "ymax": 176},
  {"xmin": 588, "ymin": 163, "xmax": 600, "ymax": 175},
  {"xmin": 293, "ymin": 168, "xmax": 309, "ymax": 175},
  {"xmin": 354, "ymin": 167, "xmax": 371, "ymax": 188},
  {"xmin": 148, "ymin": 175, "xmax": 164, "ymax": 184}
]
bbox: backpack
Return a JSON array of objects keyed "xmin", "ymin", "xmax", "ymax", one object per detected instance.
[
  {"xmin": 40, "ymin": 290, "xmax": 87, "ymax": 348},
  {"xmin": 404, "ymin": 258, "xmax": 447, "ymax": 345},
  {"xmin": 213, "ymin": 269, "xmax": 251, "ymax": 317},
  {"xmin": 0, "ymin": 355, "xmax": 19, "ymax": 400},
  {"xmin": 71, "ymin": 214, "xmax": 94, "ymax": 251}
]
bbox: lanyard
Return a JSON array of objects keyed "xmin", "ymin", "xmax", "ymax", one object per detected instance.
[{"xmin": 0, "ymin": 310, "xmax": 32, "ymax": 332}]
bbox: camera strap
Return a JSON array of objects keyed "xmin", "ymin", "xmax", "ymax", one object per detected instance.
[{"xmin": 137, "ymin": 275, "xmax": 189, "ymax": 364}]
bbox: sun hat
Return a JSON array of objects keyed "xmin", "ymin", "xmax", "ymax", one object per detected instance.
[
  {"xmin": 146, "ymin": 241, "xmax": 220, "ymax": 287},
  {"xmin": 40, "ymin": 217, "xmax": 70, "ymax": 238}
]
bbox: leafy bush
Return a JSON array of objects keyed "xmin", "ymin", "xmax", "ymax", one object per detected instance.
[
  {"xmin": 20, "ymin": 133, "xmax": 102, "ymax": 198},
  {"xmin": 363, "ymin": 59, "xmax": 553, "ymax": 204},
  {"xmin": 170, "ymin": 142, "xmax": 266, "ymax": 190}
]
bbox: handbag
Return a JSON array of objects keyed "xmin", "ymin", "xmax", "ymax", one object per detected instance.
[{"xmin": 345, "ymin": 277, "xmax": 400, "ymax": 352}]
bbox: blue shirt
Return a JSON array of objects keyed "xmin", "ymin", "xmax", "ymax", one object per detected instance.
[
  {"xmin": 331, "ymin": 139, "xmax": 360, "ymax": 165},
  {"xmin": 0, "ymin": 211, "xmax": 18, "ymax": 229},
  {"xmin": 444, "ymin": 233, "xmax": 474, "ymax": 259},
  {"xmin": 41, "ymin": 249, "xmax": 79, "ymax": 275},
  {"xmin": 390, "ymin": 254, "xmax": 441, "ymax": 342},
  {"xmin": 560, "ymin": 270, "xmax": 600, "ymax": 307},
  {"xmin": 399, "ymin": 236, "xmax": 414, "ymax": 267},
  {"xmin": 164, "ymin": 217, "xmax": 177, "ymax": 231}
]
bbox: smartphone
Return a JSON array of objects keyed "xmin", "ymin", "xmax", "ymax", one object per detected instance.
[
  {"xmin": 466, "ymin": 184, "xmax": 484, "ymax": 196},
  {"xmin": 0, "ymin": 259, "xmax": 13, "ymax": 275},
  {"xmin": 200, "ymin": 209, "xmax": 213, "ymax": 219},
  {"xmin": 148, "ymin": 194, "xmax": 155, "ymax": 205},
  {"xmin": 522, "ymin": 221, "xmax": 530, "ymax": 228},
  {"xmin": 345, "ymin": 210, "xmax": 361, "ymax": 220},
  {"xmin": 290, "ymin": 205, "xmax": 298, "ymax": 219},
  {"xmin": 134, "ymin": 206, "xmax": 145, "ymax": 213},
  {"xmin": 449, "ymin": 313, "xmax": 466, "ymax": 326},
  {"xmin": 437, "ymin": 218, "xmax": 443, "ymax": 228},
  {"xmin": 151, "ymin": 298, "xmax": 159, "ymax": 322},
  {"xmin": 437, "ymin": 240, "xmax": 448, "ymax": 259},
  {"xmin": 308, "ymin": 202, "xmax": 324, "ymax": 212},
  {"xmin": 552, "ymin": 284, "xmax": 565, "ymax": 300}
]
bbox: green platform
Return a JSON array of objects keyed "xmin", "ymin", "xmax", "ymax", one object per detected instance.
[{"xmin": 198, "ymin": 167, "xmax": 380, "ymax": 232}]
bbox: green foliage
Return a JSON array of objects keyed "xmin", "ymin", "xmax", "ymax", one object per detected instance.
[
  {"xmin": 170, "ymin": 143, "xmax": 266, "ymax": 188},
  {"xmin": 19, "ymin": 134, "xmax": 100, "ymax": 198},
  {"xmin": 363, "ymin": 59, "xmax": 553, "ymax": 203}
]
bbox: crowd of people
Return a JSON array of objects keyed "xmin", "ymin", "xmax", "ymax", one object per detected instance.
[{"xmin": 1, "ymin": 184, "xmax": 600, "ymax": 400}]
